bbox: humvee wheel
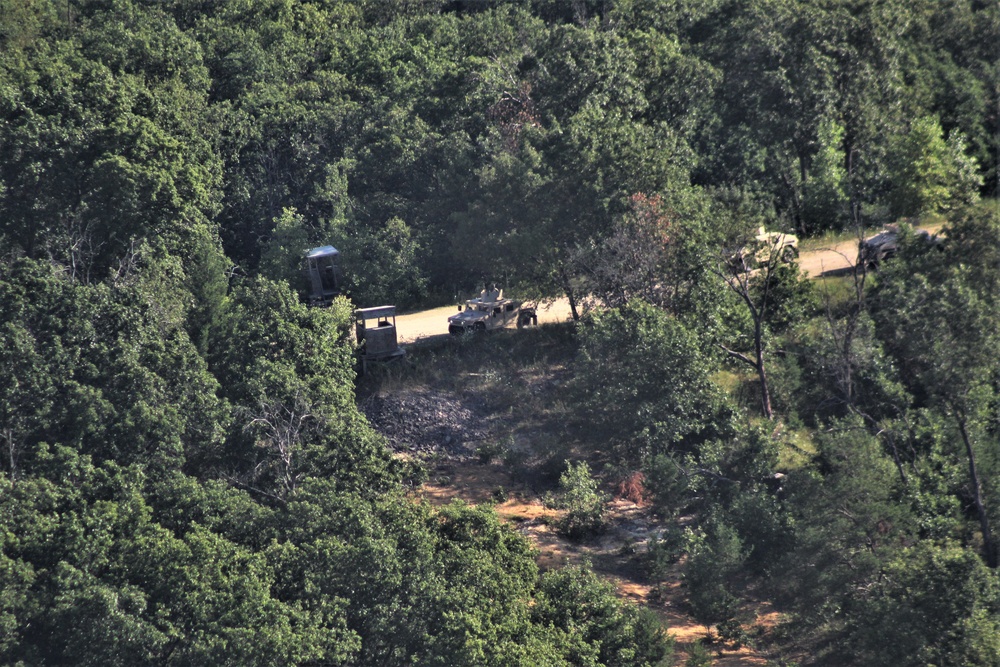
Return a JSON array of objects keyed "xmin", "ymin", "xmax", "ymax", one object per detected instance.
[
  {"xmin": 781, "ymin": 245, "xmax": 799, "ymax": 262},
  {"xmin": 474, "ymin": 322, "xmax": 486, "ymax": 333}
]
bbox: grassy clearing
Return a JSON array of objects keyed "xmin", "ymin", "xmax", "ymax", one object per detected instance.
[
  {"xmin": 711, "ymin": 369, "xmax": 744, "ymax": 395},
  {"xmin": 812, "ymin": 274, "xmax": 861, "ymax": 311},
  {"xmin": 778, "ymin": 428, "xmax": 818, "ymax": 470}
]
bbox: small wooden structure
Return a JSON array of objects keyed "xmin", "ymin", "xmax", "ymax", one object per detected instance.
[
  {"xmin": 354, "ymin": 305, "xmax": 405, "ymax": 373},
  {"xmin": 304, "ymin": 245, "xmax": 341, "ymax": 305}
]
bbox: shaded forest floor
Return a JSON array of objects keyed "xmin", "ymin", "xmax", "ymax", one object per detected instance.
[{"xmin": 357, "ymin": 325, "xmax": 789, "ymax": 665}]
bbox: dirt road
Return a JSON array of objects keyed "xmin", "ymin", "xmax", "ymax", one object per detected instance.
[
  {"xmin": 798, "ymin": 222, "xmax": 945, "ymax": 278},
  {"xmin": 396, "ymin": 299, "xmax": 574, "ymax": 344},
  {"xmin": 396, "ymin": 230, "xmax": 919, "ymax": 343},
  {"xmin": 797, "ymin": 238, "xmax": 861, "ymax": 277}
]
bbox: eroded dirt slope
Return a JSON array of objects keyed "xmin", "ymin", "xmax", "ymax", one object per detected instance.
[{"xmin": 361, "ymin": 378, "xmax": 777, "ymax": 665}]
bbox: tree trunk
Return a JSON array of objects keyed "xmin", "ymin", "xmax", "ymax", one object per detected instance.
[
  {"xmin": 753, "ymin": 319, "xmax": 773, "ymax": 419},
  {"xmin": 957, "ymin": 414, "xmax": 997, "ymax": 568},
  {"xmin": 757, "ymin": 361, "xmax": 773, "ymax": 420},
  {"xmin": 886, "ymin": 432, "xmax": 909, "ymax": 487},
  {"xmin": 561, "ymin": 268, "xmax": 580, "ymax": 321},
  {"xmin": 720, "ymin": 268, "xmax": 774, "ymax": 420},
  {"xmin": 3, "ymin": 428, "xmax": 17, "ymax": 483}
]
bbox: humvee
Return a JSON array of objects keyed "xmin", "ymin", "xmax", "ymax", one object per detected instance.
[
  {"xmin": 448, "ymin": 287, "xmax": 536, "ymax": 335},
  {"xmin": 729, "ymin": 227, "xmax": 799, "ymax": 270},
  {"xmin": 750, "ymin": 226, "xmax": 799, "ymax": 263},
  {"xmin": 858, "ymin": 224, "xmax": 940, "ymax": 269}
]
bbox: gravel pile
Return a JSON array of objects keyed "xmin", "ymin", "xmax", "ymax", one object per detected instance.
[{"xmin": 360, "ymin": 389, "xmax": 491, "ymax": 458}]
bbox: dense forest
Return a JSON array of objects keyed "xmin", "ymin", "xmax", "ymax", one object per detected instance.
[{"xmin": 1, "ymin": 0, "xmax": 999, "ymax": 665}]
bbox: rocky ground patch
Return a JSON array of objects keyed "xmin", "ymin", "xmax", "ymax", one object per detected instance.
[{"xmin": 359, "ymin": 387, "xmax": 493, "ymax": 459}]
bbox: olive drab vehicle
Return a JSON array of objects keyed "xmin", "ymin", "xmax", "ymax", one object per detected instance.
[
  {"xmin": 448, "ymin": 287, "xmax": 536, "ymax": 335},
  {"xmin": 301, "ymin": 246, "xmax": 404, "ymax": 373}
]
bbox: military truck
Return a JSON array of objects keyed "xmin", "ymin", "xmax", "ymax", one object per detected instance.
[
  {"xmin": 448, "ymin": 287, "xmax": 536, "ymax": 335},
  {"xmin": 728, "ymin": 227, "xmax": 799, "ymax": 271}
]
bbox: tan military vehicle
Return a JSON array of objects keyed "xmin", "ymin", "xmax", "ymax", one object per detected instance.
[
  {"xmin": 750, "ymin": 226, "xmax": 799, "ymax": 263},
  {"xmin": 447, "ymin": 287, "xmax": 536, "ymax": 335},
  {"xmin": 728, "ymin": 227, "xmax": 799, "ymax": 271}
]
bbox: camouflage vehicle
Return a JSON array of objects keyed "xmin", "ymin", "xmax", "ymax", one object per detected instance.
[
  {"xmin": 858, "ymin": 224, "xmax": 940, "ymax": 269},
  {"xmin": 448, "ymin": 287, "xmax": 536, "ymax": 335},
  {"xmin": 730, "ymin": 227, "xmax": 799, "ymax": 270}
]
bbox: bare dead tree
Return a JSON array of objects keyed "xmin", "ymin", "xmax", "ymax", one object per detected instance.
[
  {"xmin": 47, "ymin": 208, "xmax": 103, "ymax": 285},
  {"xmin": 816, "ymin": 227, "xmax": 870, "ymax": 411},
  {"xmin": 816, "ymin": 224, "xmax": 918, "ymax": 487},
  {"xmin": 239, "ymin": 393, "xmax": 316, "ymax": 502},
  {"xmin": 952, "ymin": 402, "xmax": 997, "ymax": 568},
  {"xmin": 111, "ymin": 238, "xmax": 143, "ymax": 286},
  {"xmin": 2, "ymin": 426, "xmax": 20, "ymax": 483},
  {"xmin": 572, "ymin": 193, "xmax": 681, "ymax": 313},
  {"xmin": 714, "ymin": 231, "xmax": 793, "ymax": 420}
]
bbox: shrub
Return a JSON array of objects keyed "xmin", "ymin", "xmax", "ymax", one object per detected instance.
[{"xmin": 547, "ymin": 460, "xmax": 608, "ymax": 539}]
